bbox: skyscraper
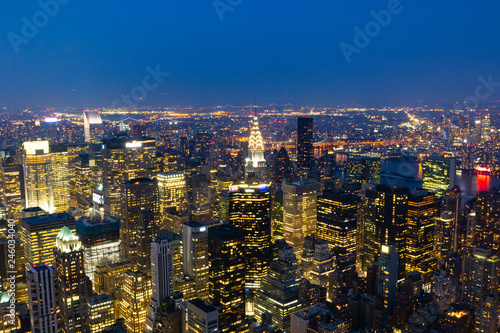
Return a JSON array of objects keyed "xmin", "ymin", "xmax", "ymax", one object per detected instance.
[
  {"xmin": 406, "ymin": 189, "xmax": 436, "ymax": 282},
  {"xmin": 446, "ymin": 185, "xmax": 462, "ymax": 252},
  {"xmin": 227, "ymin": 183, "xmax": 272, "ymax": 291},
  {"xmin": 20, "ymin": 212, "xmax": 76, "ymax": 269},
  {"xmin": 345, "ymin": 154, "xmax": 381, "ymax": 184},
  {"xmin": 475, "ymin": 188, "xmax": 500, "ymax": 255},
  {"xmin": 1, "ymin": 163, "xmax": 24, "ymax": 220},
  {"xmin": 87, "ymin": 294, "xmax": 115, "ymax": 333},
  {"xmin": 254, "ymin": 240, "xmax": 302, "ymax": 332},
  {"xmin": 316, "ymin": 191, "xmax": 359, "ymax": 273},
  {"xmin": 120, "ymin": 178, "xmax": 159, "ymax": 273},
  {"xmin": 54, "ymin": 227, "xmax": 88, "ymax": 333},
  {"xmin": 144, "ymin": 234, "xmax": 176, "ymax": 333},
  {"xmin": 434, "ymin": 211, "xmax": 454, "ymax": 260},
  {"xmin": 50, "ymin": 145, "xmax": 70, "ymax": 213},
  {"xmin": 27, "ymin": 264, "xmax": 59, "ymax": 333},
  {"xmin": 363, "ymin": 185, "xmax": 409, "ymax": 278},
  {"xmin": 158, "ymin": 171, "xmax": 188, "ymax": 217},
  {"xmin": 283, "ymin": 180, "xmax": 321, "ymax": 260},
  {"xmin": 377, "ymin": 245, "xmax": 398, "ymax": 318},
  {"xmin": 246, "ymin": 116, "xmax": 266, "ymax": 180},
  {"xmin": 102, "ymin": 137, "xmax": 157, "ymax": 216},
  {"xmin": 182, "ymin": 221, "xmax": 209, "ymax": 300},
  {"xmin": 75, "ymin": 215, "xmax": 121, "ymax": 282},
  {"xmin": 274, "ymin": 147, "xmax": 293, "ymax": 190},
  {"xmin": 462, "ymin": 247, "xmax": 500, "ymax": 306},
  {"xmin": 22, "ymin": 141, "xmax": 53, "ymax": 213},
  {"xmin": 297, "ymin": 117, "xmax": 313, "ymax": 171},
  {"xmin": 208, "ymin": 224, "xmax": 246, "ymax": 333},
  {"xmin": 83, "ymin": 110, "xmax": 104, "ymax": 143},
  {"xmin": 422, "ymin": 156, "xmax": 455, "ymax": 198},
  {"xmin": 122, "ymin": 270, "xmax": 152, "ymax": 333}
]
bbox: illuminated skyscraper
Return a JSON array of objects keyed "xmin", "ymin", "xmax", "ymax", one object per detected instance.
[
  {"xmin": 1, "ymin": 163, "xmax": 24, "ymax": 220},
  {"xmin": 122, "ymin": 270, "xmax": 152, "ymax": 333},
  {"xmin": 50, "ymin": 145, "xmax": 70, "ymax": 213},
  {"xmin": 422, "ymin": 156, "xmax": 455, "ymax": 198},
  {"xmin": 406, "ymin": 189, "xmax": 436, "ymax": 282},
  {"xmin": 75, "ymin": 215, "xmax": 121, "ymax": 282},
  {"xmin": 254, "ymin": 240, "xmax": 301, "ymax": 332},
  {"xmin": 208, "ymin": 224, "xmax": 246, "ymax": 333},
  {"xmin": 475, "ymin": 189, "xmax": 500, "ymax": 255},
  {"xmin": 480, "ymin": 114, "xmax": 491, "ymax": 143},
  {"xmin": 27, "ymin": 264, "xmax": 59, "ymax": 333},
  {"xmin": 316, "ymin": 191, "xmax": 358, "ymax": 273},
  {"xmin": 246, "ymin": 116, "xmax": 266, "ymax": 179},
  {"xmin": 474, "ymin": 294, "xmax": 498, "ymax": 333},
  {"xmin": 120, "ymin": 178, "xmax": 159, "ymax": 273},
  {"xmin": 309, "ymin": 240, "xmax": 336, "ymax": 301},
  {"xmin": 376, "ymin": 245, "xmax": 398, "ymax": 319},
  {"xmin": 435, "ymin": 211, "xmax": 454, "ymax": 260},
  {"xmin": 54, "ymin": 227, "xmax": 88, "ymax": 333},
  {"xmin": 144, "ymin": 234, "xmax": 176, "ymax": 333},
  {"xmin": 182, "ymin": 221, "xmax": 209, "ymax": 300},
  {"xmin": 462, "ymin": 247, "xmax": 499, "ymax": 306},
  {"xmin": 22, "ymin": 141, "xmax": 53, "ymax": 213},
  {"xmin": 283, "ymin": 180, "xmax": 321, "ymax": 260},
  {"xmin": 83, "ymin": 110, "xmax": 104, "ymax": 143},
  {"xmin": 72, "ymin": 153, "xmax": 92, "ymax": 212},
  {"xmin": 227, "ymin": 184, "xmax": 272, "ymax": 291},
  {"xmin": 21, "ymin": 212, "xmax": 76, "ymax": 269},
  {"xmin": 87, "ymin": 294, "xmax": 115, "ymax": 333},
  {"xmin": 363, "ymin": 185, "xmax": 408, "ymax": 277},
  {"xmin": 297, "ymin": 117, "xmax": 314, "ymax": 171},
  {"xmin": 158, "ymin": 171, "xmax": 188, "ymax": 217},
  {"xmin": 102, "ymin": 137, "xmax": 157, "ymax": 216}
]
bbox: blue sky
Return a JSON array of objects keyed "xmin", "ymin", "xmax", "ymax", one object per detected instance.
[{"xmin": 1, "ymin": 0, "xmax": 500, "ymax": 108}]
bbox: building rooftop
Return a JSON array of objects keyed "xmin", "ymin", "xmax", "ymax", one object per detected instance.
[
  {"xmin": 57, "ymin": 226, "xmax": 78, "ymax": 242},
  {"xmin": 23, "ymin": 213, "xmax": 75, "ymax": 225},
  {"xmin": 189, "ymin": 298, "xmax": 218, "ymax": 313}
]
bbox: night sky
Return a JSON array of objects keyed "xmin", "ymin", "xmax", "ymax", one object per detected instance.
[{"xmin": 2, "ymin": 0, "xmax": 500, "ymax": 108}]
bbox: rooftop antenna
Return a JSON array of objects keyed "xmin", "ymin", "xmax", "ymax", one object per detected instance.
[{"xmin": 254, "ymin": 99, "xmax": 257, "ymax": 117}]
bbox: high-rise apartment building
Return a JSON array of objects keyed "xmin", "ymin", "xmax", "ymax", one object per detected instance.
[
  {"xmin": 27, "ymin": 264, "xmax": 59, "ymax": 333},
  {"xmin": 316, "ymin": 191, "xmax": 358, "ymax": 272},
  {"xmin": 297, "ymin": 117, "xmax": 313, "ymax": 171},
  {"xmin": 227, "ymin": 183, "xmax": 272, "ymax": 291},
  {"xmin": 208, "ymin": 224, "xmax": 246, "ymax": 333},
  {"xmin": 475, "ymin": 188, "xmax": 500, "ymax": 255},
  {"xmin": 274, "ymin": 147, "xmax": 293, "ymax": 190},
  {"xmin": 422, "ymin": 156, "xmax": 455, "ymax": 198},
  {"xmin": 54, "ymin": 227, "xmax": 88, "ymax": 333},
  {"xmin": 283, "ymin": 180, "xmax": 321, "ymax": 260},
  {"xmin": 102, "ymin": 137, "xmax": 157, "ymax": 216},
  {"xmin": 20, "ymin": 212, "xmax": 76, "ymax": 269},
  {"xmin": 120, "ymin": 178, "xmax": 159, "ymax": 273},
  {"xmin": 377, "ymin": 245, "xmax": 398, "ymax": 315}
]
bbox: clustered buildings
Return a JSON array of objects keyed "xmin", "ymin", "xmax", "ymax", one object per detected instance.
[{"xmin": 0, "ymin": 108, "xmax": 499, "ymax": 333}]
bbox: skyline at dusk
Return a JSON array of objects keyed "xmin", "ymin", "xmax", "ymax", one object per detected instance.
[{"xmin": 2, "ymin": 1, "xmax": 500, "ymax": 108}]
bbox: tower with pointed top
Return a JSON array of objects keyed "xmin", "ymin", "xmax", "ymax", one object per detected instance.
[{"xmin": 246, "ymin": 114, "xmax": 266, "ymax": 180}]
